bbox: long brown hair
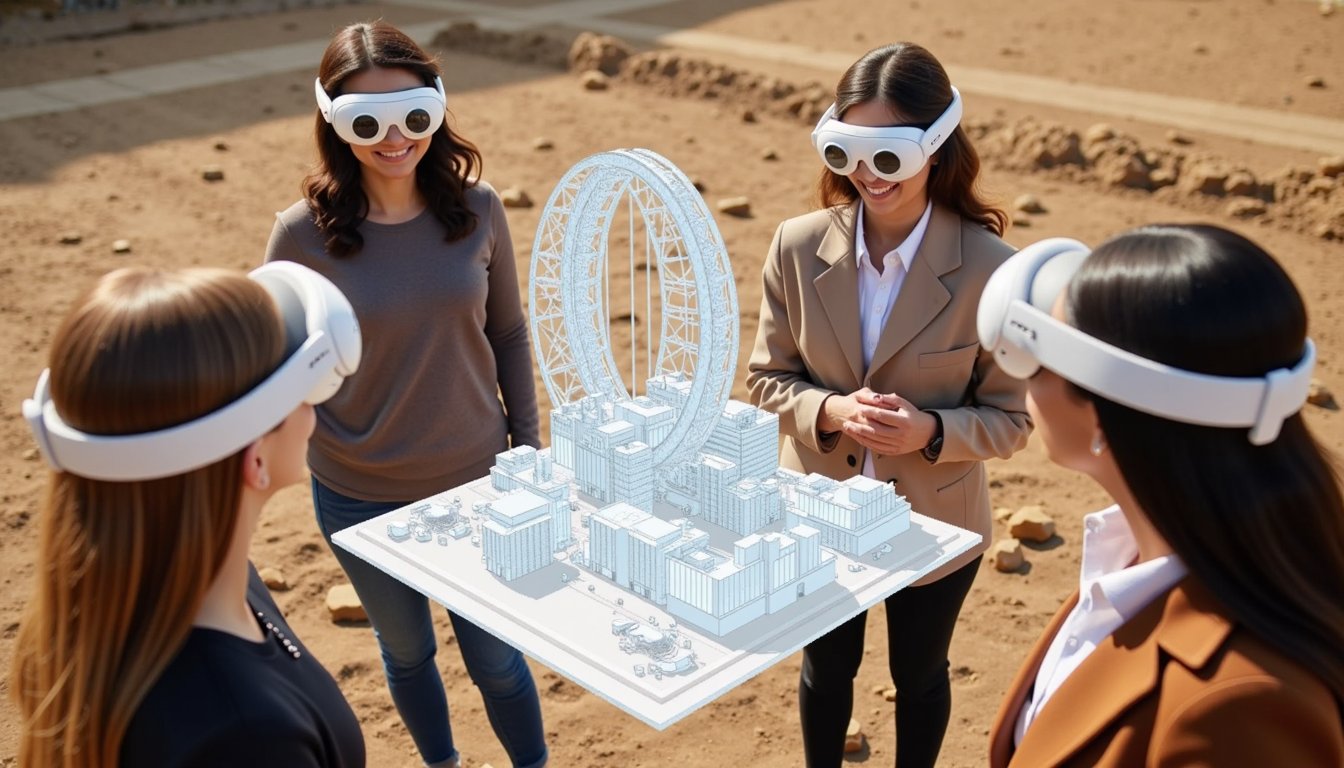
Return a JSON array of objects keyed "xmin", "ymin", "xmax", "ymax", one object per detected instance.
[
  {"xmin": 816, "ymin": 42, "xmax": 1007, "ymax": 236},
  {"xmin": 1067, "ymin": 224, "xmax": 1344, "ymax": 702},
  {"xmin": 10, "ymin": 268, "xmax": 286, "ymax": 767},
  {"xmin": 306, "ymin": 21, "xmax": 484, "ymax": 258}
]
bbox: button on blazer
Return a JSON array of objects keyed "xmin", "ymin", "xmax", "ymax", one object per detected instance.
[{"xmin": 746, "ymin": 202, "xmax": 1031, "ymax": 584}]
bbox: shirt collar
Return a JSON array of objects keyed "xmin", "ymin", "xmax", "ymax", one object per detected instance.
[
  {"xmin": 1079, "ymin": 505, "xmax": 1188, "ymax": 624},
  {"xmin": 855, "ymin": 200, "xmax": 932, "ymax": 277}
]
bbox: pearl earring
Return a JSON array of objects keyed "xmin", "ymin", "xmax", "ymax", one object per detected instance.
[{"xmin": 1090, "ymin": 434, "xmax": 1106, "ymax": 457}]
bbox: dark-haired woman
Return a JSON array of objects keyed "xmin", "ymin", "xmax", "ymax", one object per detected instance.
[
  {"xmin": 746, "ymin": 42, "xmax": 1032, "ymax": 767},
  {"xmin": 985, "ymin": 225, "xmax": 1344, "ymax": 767},
  {"xmin": 264, "ymin": 21, "xmax": 546, "ymax": 768}
]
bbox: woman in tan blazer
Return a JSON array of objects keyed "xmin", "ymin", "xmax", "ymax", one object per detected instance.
[
  {"xmin": 981, "ymin": 225, "xmax": 1344, "ymax": 767},
  {"xmin": 746, "ymin": 42, "xmax": 1032, "ymax": 768}
]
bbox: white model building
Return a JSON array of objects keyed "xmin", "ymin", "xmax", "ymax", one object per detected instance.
[
  {"xmin": 490, "ymin": 446, "xmax": 573, "ymax": 549},
  {"xmin": 589, "ymin": 504, "xmax": 711, "ymax": 603},
  {"xmin": 704, "ymin": 401, "xmax": 779, "ymax": 480},
  {"xmin": 482, "ymin": 490, "xmax": 555, "ymax": 581},
  {"xmin": 665, "ymin": 524, "xmax": 835, "ymax": 635},
  {"xmin": 785, "ymin": 473, "xmax": 911, "ymax": 555}
]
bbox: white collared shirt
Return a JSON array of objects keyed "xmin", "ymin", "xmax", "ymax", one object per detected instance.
[
  {"xmin": 855, "ymin": 200, "xmax": 933, "ymax": 479},
  {"xmin": 1014, "ymin": 505, "xmax": 1188, "ymax": 745}
]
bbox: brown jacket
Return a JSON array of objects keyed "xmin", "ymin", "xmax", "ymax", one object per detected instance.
[
  {"xmin": 990, "ymin": 577, "xmax": 1344, "ymax": 767},
  {"xmin": 745, "ymin": 203, "xmax": 1031, "ymax": 583}
]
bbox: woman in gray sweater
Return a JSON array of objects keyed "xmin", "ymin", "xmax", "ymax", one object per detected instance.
[{"xmin": 264, "ymin": 21, "xmax": 547, "ymax": 768}]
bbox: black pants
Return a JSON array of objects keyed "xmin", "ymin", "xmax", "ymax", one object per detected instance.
[{"xmin": 799, "ymin": 556, "xmax": 982, "ymax": 768}]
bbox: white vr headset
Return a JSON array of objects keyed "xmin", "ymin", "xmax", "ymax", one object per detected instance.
[
  {"xmin": 315, "ymin": 77, "xmax": 446, "ymax": 146},
  {"xmin": 22, "ymin": 262, "xmax": 362, "ymax": 482},
  {"xmin": 811, "ymin": 86, "xmax": 963, "ymax": 183},
  {"xmin": 976, "ymin": 238, "xmax": 1316, "ymax": 446}
]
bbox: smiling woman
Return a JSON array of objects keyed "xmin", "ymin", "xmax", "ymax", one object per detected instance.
[{"xmin": 263, "ymin": 20, "xmax": 548, "ymax": 768}]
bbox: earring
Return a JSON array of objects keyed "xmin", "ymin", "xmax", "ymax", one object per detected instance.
[
  {"xmin": 1090, "ymin": 434, "xmax": 1106, "ymax": 457},
  {"xmin": 257, "ymin": 472, "xmax": 270, "ymax": 490}
]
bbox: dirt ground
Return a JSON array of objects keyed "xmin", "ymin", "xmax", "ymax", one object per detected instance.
[{"xmin": 1, "ymin": 1, "xmax": 1342, "ymax": 766}]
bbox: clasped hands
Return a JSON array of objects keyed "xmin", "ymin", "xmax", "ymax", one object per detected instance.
[{"xmin": 820, "ymin": 387, "xmax": 937, "ymax": 457}]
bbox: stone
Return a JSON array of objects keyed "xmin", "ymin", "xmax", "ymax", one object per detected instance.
[
  {"xmin": 1013, "ymin": 194, "xmax": 1046, "ymax": 214},
  {"xmin": 1224, "ymin": 171, "xmax": 1259, "ymax": 197},
  {"xmin": 1307, "ymin": 177, "xmax": 1336, "ymax": 196},
  {"xmin": 992, "ymin": 538, "xmax": 1025, "ymax": 573},
  {"xmin": 567, "ymin": 32, "xmax": 631, "ymax": 76},
  {"xmin": 994, "ymin": 506, "xmax": 1014, "ymax": 524},
  {"xmin": 1008, "ymin": 506, "xmax": 1056, "ymax": 543},
  {"xmin": 112, "ymin": 239, "xmax": 132, "ymax": 254},
  {"xmin": 1319, "ymin": 156, "xmax": 1344, "ymax": 178},
  {"xmin": 532, "ymin": 137, "xmax": 555, "ymax": 151},
  {"xmin": 58, "ymin": 231, "xmax": 82, "ymax": 245},
  {"xmin": 258, "ymin": 567, "xmax": 290, "ymax": 591},
  {"xmin": 881, "ymin": 687, "xmax": 897, "ymax": 702},
  {"xmin": 1183, "ymin": 161, "xmax": 1230, "ymax": 195},
  {"xmin": 741, "ymin": 109, "xmax": 757, "ymax": 123},
  {"xmin": 580, "ymin": 70, "xmax": 610, "ymax": 91},
  {"xmin": 327, "ymin": 584, "xmax": 367, "ymax": 622},
  {"xmin": 500, "ymin": 187, "xmax": 533, "ymax": 208},
  {"xmin": 1307, "ymin": 379, "xmax": 1337, "ymax": 409},
  {"xmin": 1304, "ymin": 75, "xmax": 1326, "ymax": 89},
  {"xmin": 1165, "ymin": 130, "xmax": 1193, "ymax": 145},
  {"xmin": 844, "ymin": 718, "xmax": 866, "ymax": 753},
  {"xmin": 1083, "ymin": 123, "xmax": 1115, "ymax": 145},
  {"xmin": 212, "ymin": 137, "xmax": 229, "ymax": 151},
  {"xmin": 1011, "ymin": 214, "xmax": 1032, "ymax": 228},
  {"xmin": 717, "ymin": 196, "xmax": 752, "ymax": 217},
  {"xmin": 21, "ymin": 448, "xmax": 38, "ymax": 461},
  {"xmin": 1225, "ymin": 199, "xmax": 1267, "ymax": 219},
  {"xmin": 1322, "ymin": 1, "xmax": 1336, "ymax": 16},
  {"xmin": 1149, "ymin": 167, "xmax": 1179, "ymax": 189},
  {"xmin": 201, "ymin": 166, "xmax": 225, "ymax": 182},
  {"xmin": 761, "ymin": 148, "xmax": 779, "ymax": 161}
]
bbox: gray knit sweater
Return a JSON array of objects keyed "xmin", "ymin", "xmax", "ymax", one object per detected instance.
[{"xmin": 264, "ymin": 182, "xmax": 540, "ymax": 502}]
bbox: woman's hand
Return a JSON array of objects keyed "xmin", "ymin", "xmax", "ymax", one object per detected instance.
[{"xmin": 822, "ymin": 388, "xmax": 937, "ymax": 457}]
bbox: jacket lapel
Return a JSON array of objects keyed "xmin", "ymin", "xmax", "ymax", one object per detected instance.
[
  {"xmin": 989, "ymin": 591, "xmax": 1080, "ymax": 768},
  {"xmin": 812, "ymin": 204, "xmax": 864, "ymax": 388},
  {"xmin": 863, "ymin": 206, "xmax": 959, "ymax": 382}
]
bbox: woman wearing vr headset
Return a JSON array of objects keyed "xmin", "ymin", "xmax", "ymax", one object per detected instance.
[
  {"xmin": 11, "ymin": 267, "xmax": 365, "ymax": 767},
  {"xmin": 746, "ymin": 43, "xmax": 1031, "ymax": 768},
  {"xmin": 982, "ymin": 225, "xmax": 1344, "ymax": 766},
  {"xmin": 263, "ymin": 21, "xmax": 547, "ymax": 768}
]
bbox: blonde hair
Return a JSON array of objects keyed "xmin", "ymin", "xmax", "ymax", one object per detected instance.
[{"xmin": 11, "ymin": 268, "xmax": 286, "ymax": 768}]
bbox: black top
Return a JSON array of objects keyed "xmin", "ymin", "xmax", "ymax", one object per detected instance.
[{"xmin": 120, "ymin": 565, "xmax": 365, "ymax": 767}]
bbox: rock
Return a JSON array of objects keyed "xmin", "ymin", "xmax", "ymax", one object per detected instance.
[
  {"xmin": 993, "ymin": 506, "xmax": 1014, "ymax": 524},
  {"xmin": 717, "ymin": 196, "xmax": 752, "ymax": 217},
  {"xmin": 1224, "ymin": 171, "xmax": 1259, "ymax": 197},
  {"xmin": 761, "ymin": 148, "xmax": 779, "ymax": 161},
  {"xmin": 580, "ymin": 70, "xmax": 610, "ymax": 91},
  {"xmin": 111, "ymin": 239, "xmax": 132, "ymax": 254},
  {"xmin": 1011, "ymin": 214, "xmax": 1032, "ymax": 228},
  {"xmin": 1101, "ymin": 155, "xmax": 1153, "ymax": 190},
  {"xmin": 59, "ymin": 231, "xmax": 82, "ymax": 245},
  {"xmin": 326, "ymin": 584, "xmax": 366, "ymax": 622},
  {"xmin": 1225, "ymin": 199, "xmax": 1267, "ymax": 219},
  {"xmin": 1308, "ymin": 379, "xmax": 1337, "ymax": 409},
  {"xmin": 1149, "ymin": 167, "xmax": 1179, "ymax": 189},
  {"xmin": 844, "ymin": 718, "xmax": 866, "ymax": 753},
  {"xmin": 1322, "ymin": 0, "xmax": 1336, "ymax": 16},
  {"xmin": 992, "ymin": 538, "xmax": 1025, "ymax": 573},
  {"xmin": 1165, "ymin": 130, "xmax": 1193, "ymax": 146},
  {"xmin": 258, "ymin": 567, "xmax": 290, "ymax": 591},
  {"xmin": 212, "ymin": 137, "xmax": 229, "ymax": 151},
  {"xmin": 567, "ymin": 32, "xmax": 631, "ymax": 76},
  {"xmin": 1083, "ymin": 123, "xmax": 1115, "ymax": 146},
  {"xmin": 881, "ymin": 687, "xmax": 897, "ymax": 702},
  {"xmin": 1008, "ymin": 506, "xmax": 1056, "ymax": 543},
  {"xmin": 1304, "ymin": 75, "xmax": 1326, "ymax": 89},
  {"xmin": 1182, "ymin": 161, "xmax": 1230, "ymax": 195},
  {"xmin": 532, "ymin": 137, "xmax": 555, "ymax": 151},
  {"xmin": 500, "ymin": 187, "xmax": 533, "ymax": 208},
  {"xmin": 1307, "ymin": 177, "xmax": 1336, "ymax": 196},
  {"xmin": 201, "ymin": 166, "xmax": 225, "ymax": 182},
  {"xmin": 1320, "ymin": 156, "xmax": 1344, "ymax": 177},
  {"xmin": 741, "ymin": 109, "xmax": 757, "ymax": 123},
  {"xmin": 21, "ymin": 448, "xmax": 38, "ymax": 461},
  {"xmin": 1013, "ymin": 194, "xmax": 1046, "ymax": 214},
  {"xmin": 691, "ymin": 177, "xmax": 707, "ymax": 193}
]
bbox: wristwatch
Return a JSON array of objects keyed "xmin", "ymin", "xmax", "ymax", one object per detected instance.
[{"xmin": 921, "ymin": 412, "xmax": 944, "ymax": 463}]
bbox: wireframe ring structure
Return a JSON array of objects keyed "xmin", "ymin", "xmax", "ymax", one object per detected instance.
[{"xmin": 529, "ymin": 149, "xmax": 739, "ymax": 472}]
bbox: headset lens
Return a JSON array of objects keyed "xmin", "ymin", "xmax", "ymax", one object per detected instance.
[
  {"xmin": 873, "ymin": 151, "xmax": 902, "ymax": 176},
  {"xmin": 823, "ymin": 144, "xmax": 849, "ymax": 171},
  {"xmin": 352, "ymin": 115, "xmax": 380, "ymax": 140},
  {"xmin": 405, "ymin": 108, "xmax": 432, "ymax": 134}
]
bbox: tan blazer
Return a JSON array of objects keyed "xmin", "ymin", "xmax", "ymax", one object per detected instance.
[
  {"xmin": 746, "ymin": 203, "xmax": 1031, "ymax": 584},
  {"xmin": 990, "ymin": 577, "xmax": 1344, "ymax": 767}
]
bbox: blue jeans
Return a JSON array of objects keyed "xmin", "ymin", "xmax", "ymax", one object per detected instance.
[{"xmin": 312, "ymin": 478, "xmax": 548, "ymax": 768}]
